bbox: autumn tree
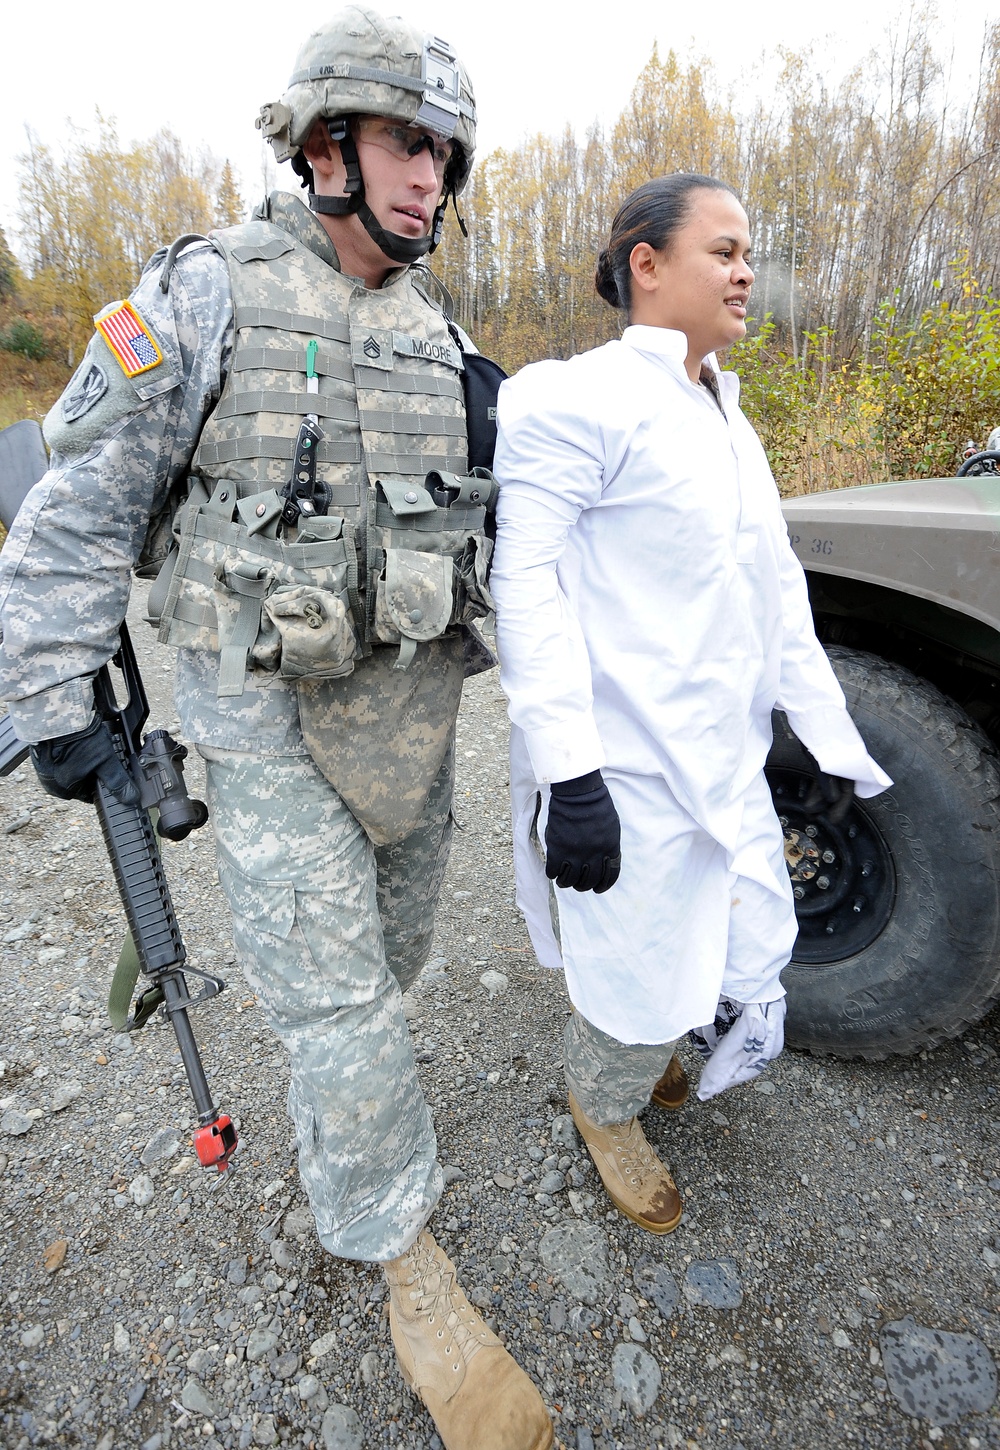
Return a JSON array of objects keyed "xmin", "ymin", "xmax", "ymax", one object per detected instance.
[
  {"xmin": 0, "ymin": 225, "xmax": 19, "ymax": 301},
  {"xmin": 216, "ymin": 161, "xmax": 245, "ymax": 228},
  {"xmin": 17, "ymin": 116, "xmax": 222, "ymax": 355}
]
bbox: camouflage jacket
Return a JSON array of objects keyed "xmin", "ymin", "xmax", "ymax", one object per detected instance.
[{"xmin": 0, "ymin": 194, "xmax": 476, "ymax": 751}]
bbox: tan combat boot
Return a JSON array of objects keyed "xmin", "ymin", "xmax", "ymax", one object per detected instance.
[
  {"xmin": 650, "ymin": 1053, "xmax": 689, "ymax": 1111},
  {"xmin": 383, "ymin": 1229, "xmax": 553, "ymax": 1450},
  {"xmin": 568, "ymin": 1090, "xmax": 682, "ymax": 1234}
]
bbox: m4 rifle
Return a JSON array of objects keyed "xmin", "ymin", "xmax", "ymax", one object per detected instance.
[{"xmin": 0, "ymin": 420, "xmax": 236, "ymax": 1170}]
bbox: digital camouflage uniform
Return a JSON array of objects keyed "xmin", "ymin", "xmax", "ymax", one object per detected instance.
[{"xmin": 0, "ymin": 191, "xmax": 487, "ymax": 1261}]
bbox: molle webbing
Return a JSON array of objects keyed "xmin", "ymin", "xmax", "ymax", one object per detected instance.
[
  {"xmin": 233, "ymin": 307, "xmax": 351, "ymax": 342},
  {"xmin": 233, "ymin": 347, "xmax": 356, "ymax": 383},
  {"xmin": 214, "ymin": 392, "xmax": 359, "ymax": 423},
  {"xmin": 194, "ymin": 437, "xmax": 362, "ymax": 469},
  {"xmin": 355, "ymin": 367, "xmax": 464, "ymax": 399},
  {"xmin": 193, "ymin": 218, "xmax": 468, "ymax": 508}
]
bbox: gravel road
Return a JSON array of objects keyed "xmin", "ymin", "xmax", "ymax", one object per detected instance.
[{"xmin": 2, "ymin": 583, "xmax": 999, "ymax": 1450}]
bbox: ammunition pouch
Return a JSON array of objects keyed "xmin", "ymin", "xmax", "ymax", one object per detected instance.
[
  {"xmin": 153, "ymin": 467, "xmax": 496, "ymax": 695},
  {"xmin": 153, "ymin": 477, "xmax": 362, "ymax": 696},
  {"xmin": 371, "ymin": 468, "xmax": 496, "ymax": 670}
]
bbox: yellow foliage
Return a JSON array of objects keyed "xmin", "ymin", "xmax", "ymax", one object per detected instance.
[{"xmin": 17, "ymin": 117, "xmax": 222, "ymax": 356}]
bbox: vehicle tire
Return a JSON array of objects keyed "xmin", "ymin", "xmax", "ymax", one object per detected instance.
[
  {"xmin": 957, "ymin": 450, "xmax": 1000, "ymax": 477},
  {"xmin": 766, "ymin": 647, "xmax": 1000, "ymax": 1058}
]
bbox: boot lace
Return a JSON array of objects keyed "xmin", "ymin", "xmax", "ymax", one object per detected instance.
[
  {"xmin": 402, "ymin": 1236, "xmax": 489, "ymax": 1375},
  {"xmin": 609, "ymin": 1118, "xmax": 662, "ymax": 1189}
]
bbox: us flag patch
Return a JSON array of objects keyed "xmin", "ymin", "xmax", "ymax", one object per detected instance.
[{"xmin": 95, "ymin": 301, "xmax": 162, "ymax": 378}]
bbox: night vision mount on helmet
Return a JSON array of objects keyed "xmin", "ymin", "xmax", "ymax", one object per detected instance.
[{"xmin": 257, "ymin": 5, "xmax": 476, "ymax": 265}]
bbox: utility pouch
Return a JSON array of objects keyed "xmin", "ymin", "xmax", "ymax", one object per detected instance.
[
  {"xmin": 370, "ymin": 469, "xmax": 496, "ymax": 670},
  {"xmin": 156, "ymin": 478, "xmax": 361, "ymax": 696}
]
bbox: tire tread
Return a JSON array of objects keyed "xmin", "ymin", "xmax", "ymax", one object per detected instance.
[{"xmin": 789, "ymin": 647, "xmax": 1000, "ymax": 1058}]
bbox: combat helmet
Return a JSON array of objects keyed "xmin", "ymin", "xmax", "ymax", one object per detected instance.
[{"xmin": 257, "ymin": 6, "xmax": 476, "ymax": 264}]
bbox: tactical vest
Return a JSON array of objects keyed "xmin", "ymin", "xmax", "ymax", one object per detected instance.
[{"xmin": 155, "ymin": 211, "xmax": 494, "ymax": 697}]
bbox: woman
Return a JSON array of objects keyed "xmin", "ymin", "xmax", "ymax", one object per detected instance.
[{"xmin": 490, "ymin": 175, "xmax": 890, "ymax": 1234}]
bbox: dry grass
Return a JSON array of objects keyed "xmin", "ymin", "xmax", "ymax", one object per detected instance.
[{"xmin": 0, "ymin": 351, "xmax": 70, "ymax": 431}]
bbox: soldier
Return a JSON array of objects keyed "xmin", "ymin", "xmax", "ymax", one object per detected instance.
[{"xmin": 0, "ymin": 9, "xmax": 552, "ymax": 1449}]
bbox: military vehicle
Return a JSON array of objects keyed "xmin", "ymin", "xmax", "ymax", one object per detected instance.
[{"xmin": 771, "ymin": 461, "xmax": 1000, "ymax": 1058}]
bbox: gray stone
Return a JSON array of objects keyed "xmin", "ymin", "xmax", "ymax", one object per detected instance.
[
  {"xmin": 273, "ymin": 1350, "xmax": 300, "ymax": 1379},
  {"xmin": 297, "ymin": 1374, "xmax": 321, "ymax": 1400},
  {"xmin": 269, "ymin": 1239, "xmax": 294, "ymax": 1270},
  {"xmin": 140, "ymin": 1128, "xmax": 180, "ymax": 1166},
  {"xmin": 51, "ymin": 1080, "xmax": 83, "ymax": 1113},
  {"xmin": 550, "ymin": 1114, "xmax": 578, "ymax": 1148},
  {"xmin": 227, "ymin": 1256, "xmax": 249, "ymax": 1286},
  {"xmin": 634, "ymin": 1258, "xmax": 680, "ymax": 1319},
  {"xmin": 358, "ymin": 1350, "xmax": 380, "ymax": 1385},
  {"xmin": 880, "ymin": 1316, "xmax": 998, "ymax": 1425},
  {"xmin": 683, "ymin": 1258, "xmax": 743, "ymax": 1309},
  {"xmin": 539, "ymin": 1223, "xmax": 610, "ymax": 1306},
  {"xmin": 283, "ymin": 1205, "xmax": 313, "ymax": 1239},
  {"xmin": 2, "ymin": 1109, "xmax": 33, "ymax": 1137},
  {"xmin": 612, "ymin": 1342, "xmax": 662, "ymax": 1415},
  {"xmin": 442, "ymin": 1164, "xmax": 466, "ymax": 1185},
  {"xmin": 310, "ymin": 1331, "xmax": 338, "ymax": 1360},
  {"xmin": 127, "ymin": 1174, "xmax": 154, "ymax": 1208},
  {"xmin": 180, "ymin": 1377, "xmax": 223, "ymax": 1420},
  {"xmin": 628, "ymin": 1315, "xmax": 647, "ymax": 1342},
  {"xmin": 321, "ymin": 1403, "xmax": 364, "ymax": 1450},
  {"xmin": 568, "ymin": 1305, "xmax": 603, "ymax": 1335},
  {"xmin": 20, "ymin": 1324, "xmax": 44, "ymax": 1348},
  {"xmin": 537, "ymin": 1171, "xmax": 566, "ymax": 1194},
  {"xmin": 126, "ymin": 1382, "xmax": 147, "ymax": 1412},
  {"xmin": 479, "ymin": 969, "xmax": 508, "ymax": 998},
  {"xmin": 246, "ymin": 1327, "xmax": 280, "ymax": 1362},
  {"xmin": 186, "ymin": 1348, "xmax": 215, "ymax": 1375},
  {"xmin": 253, "ymin": 1415, "xmax": 278, "ymax": 1447}
]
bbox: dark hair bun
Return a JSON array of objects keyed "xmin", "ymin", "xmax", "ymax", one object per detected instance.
[{"xmin": 594, "ymin": 249, "xmax": 621, "ymax": 308}]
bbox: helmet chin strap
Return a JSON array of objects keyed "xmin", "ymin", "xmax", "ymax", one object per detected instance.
[{"xmin": 308, "ymin": 119, "xmax": 445, "ymax": 266}]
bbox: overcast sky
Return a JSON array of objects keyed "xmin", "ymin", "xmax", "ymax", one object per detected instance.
[{"xmin": 3, "ymin": 0, "xmax": 997, "ymax": 260}]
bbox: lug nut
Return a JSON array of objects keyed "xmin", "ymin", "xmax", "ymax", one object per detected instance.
[
  {"xmin": 804, "ymin": 824, "xmax": 818, "ymax": 838},
  {"xmin": 822, "ymin": 849, "xmax": 835, "ymax": 864},
  {"xmin": 817, "ymin": 875, "xmax": 830, "ymax": 890},
  {"xmin": 793, "ymin": 886, "xmax": 805, "ymax": 900},
  {"xmin": 860, "ymin": 861, "xmax": 873, "ymax": 878}
]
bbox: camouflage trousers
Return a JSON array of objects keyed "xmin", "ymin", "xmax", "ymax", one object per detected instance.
[
  {"xmin": 199, "ymin": 740, "xmax": 454, "ymax": 1263},
  {"xmin": 564, "ymin": 1010, "xmax": 677, "ymax": 1127}
]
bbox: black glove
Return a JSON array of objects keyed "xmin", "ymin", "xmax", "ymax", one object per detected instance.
[
  {"xmin": 800, "ymin": 750, "xmax": 854, "ymax": 826},
  {"xmin": 545, "ymin": 769, "xmax": 621, "ymax": 893},
  {"xmin": 30, "ymin": 715, "xmax": 139, "ymax": 807}
]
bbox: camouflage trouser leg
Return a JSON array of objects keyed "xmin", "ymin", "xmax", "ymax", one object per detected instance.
[
  {"xmin": 199, "ymin": 743, "xmax": 454, "ymax": 1263},
  {"xmin": 564, "ymin": 1010, "xmax": 677, "ymax": 1127}
]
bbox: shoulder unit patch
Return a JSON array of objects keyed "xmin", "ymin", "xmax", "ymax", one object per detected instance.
[{"xmin": 94, "ymin": 301, "xmax": 163, "ymax": 378}]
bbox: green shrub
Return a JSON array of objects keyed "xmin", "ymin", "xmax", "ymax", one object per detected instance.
[{"xmin": 0, "ymin": 320, "xmax": 49, "ymax": 362}]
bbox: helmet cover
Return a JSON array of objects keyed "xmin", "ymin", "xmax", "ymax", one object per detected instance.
[{"xmin": 258, "ymin": 6, "xmax": 476, "ymax": 193}]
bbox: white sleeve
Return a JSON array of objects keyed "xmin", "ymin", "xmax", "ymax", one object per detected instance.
[
  {"xmin": 774, "ymin": 528, "xmax": 892, "ymax": 796},
  {"xmin": 489, "ymin": 365, "xmax": 608, "ymax": 784}
]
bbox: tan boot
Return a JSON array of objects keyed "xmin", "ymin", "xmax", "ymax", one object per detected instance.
[
  {"xmin": 650, "ymin": 1053, "xmax": 689, "ymax": 1111},
  {"xmin": 568, "ymin": 1090, "xmax": 682, "ymax": 1234},
  {"xmin": 383, "ymin": 1230, "xmax": 553, "ymax": 1450}
]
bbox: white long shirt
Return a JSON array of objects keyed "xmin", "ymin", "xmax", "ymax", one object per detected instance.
[{"xmin": 490, "ymin": 325, "xmax": 890, "ymax": 1040}]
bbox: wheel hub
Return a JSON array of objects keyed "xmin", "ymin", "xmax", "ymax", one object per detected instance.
[{"xmin": 767, "ymin": 766, "xmax": 896, "ymax": 964}]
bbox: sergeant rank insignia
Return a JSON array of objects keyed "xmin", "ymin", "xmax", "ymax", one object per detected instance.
[{"xmin": 95, "ymin": 301, "xmax": 163, "ymax": 378}]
